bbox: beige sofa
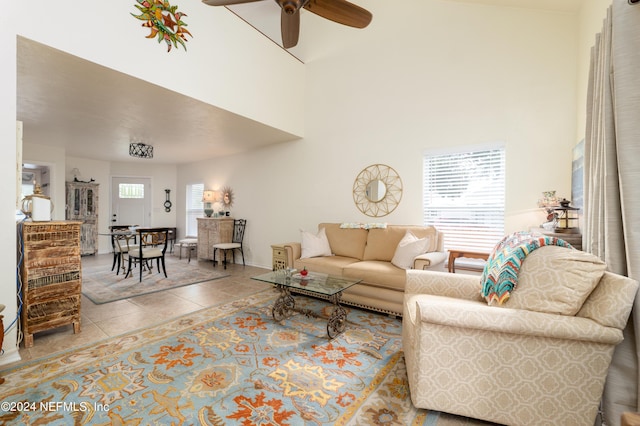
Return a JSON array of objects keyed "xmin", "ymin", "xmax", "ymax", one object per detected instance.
[
  {"xmin": 278, "ymin": 223, "xmax": 446, "ymax": 315},
  {"xmin": 402, "ymin": 246, "xmax": 639, "ymax": 426}
]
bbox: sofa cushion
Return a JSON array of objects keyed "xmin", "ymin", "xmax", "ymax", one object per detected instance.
[
  {"xmin": 343, "ymin": 261, "xmax": 406, "ymax": 291},
  {"xmin": 294, "ymin": 255, "xmax": 359, "ymax": 277},
  {"xmin": 391, "ymin": 231, "xmax": 431, "ymax": 269},
  {"xmin": 507, "ymin": 245, "xmax": 606, "ymax": 315},
  {"xmin": 480, "ymin": 231, "xmax": 573, "ymax": 306},
  {"xmin": 300, "ymin": 227, "xmax": 332, "ymax": 259},
  {"xmin": 364, "ymin": 225, "xmax": 438, "ymax": 261},
  {"xmin": 319, "ymin": 223, "xmax": 368, "ymax": 260}
]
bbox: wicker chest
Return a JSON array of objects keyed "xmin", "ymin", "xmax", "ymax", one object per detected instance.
[{"xmin": 18, "ymin": 221, "xmax": 83, "ymax": 348}]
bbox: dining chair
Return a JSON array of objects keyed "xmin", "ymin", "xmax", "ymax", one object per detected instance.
[
  {"xmin": 124, "ymin": 227, "xmax": 170, "ymax": 282},
  {"xmin": 213, "ymin": 219, "xmax": 246, "ymax": 269},
  {"xmin": 110, "ymin": 225, "xmax": 138, "ymax": 274},
  {"xmin": 113, "ymin": 233, "xmax": 140, "ymax": 276}
]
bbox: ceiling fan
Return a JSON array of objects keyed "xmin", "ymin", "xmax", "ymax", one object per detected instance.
[{"xmin": 202, "ymin": 0, "xmax": 372, "ymax": 49}]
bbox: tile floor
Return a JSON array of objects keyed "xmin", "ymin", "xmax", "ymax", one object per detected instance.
[{"xmin": 10, "ymin": 253, "xmax": 271, "ymax": 367}]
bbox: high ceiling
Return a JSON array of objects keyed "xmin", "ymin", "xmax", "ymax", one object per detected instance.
[
  {"xmin": 16, "ymin": 0, "xmax": 582, "ymax": 165},
  {"xmin": 16, "ymin": 37, "xmax": 300, "ymax": 165}
]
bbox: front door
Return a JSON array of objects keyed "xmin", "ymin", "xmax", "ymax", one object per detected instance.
[{"xmin": 111, "ymin": 177, "xmax": 151, "ymax": 228}]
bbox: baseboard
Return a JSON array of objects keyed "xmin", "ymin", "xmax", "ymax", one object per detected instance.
[{"xmin": 0, "ymin": 347, "xmax": 22, "ymax": 366}]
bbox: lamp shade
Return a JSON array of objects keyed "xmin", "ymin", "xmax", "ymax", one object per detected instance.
[{"xmin": 202, "ymin": 190, "xmax": 216, "ymax": 202}]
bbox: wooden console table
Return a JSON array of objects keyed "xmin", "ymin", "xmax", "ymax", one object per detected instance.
[
  {"xmin": 196, "ymin": 217, "xmax": 234, "ymax": 260},
  {"xmin": 448, "ymin": 249, "xmax": 490, "ymax": 273}
]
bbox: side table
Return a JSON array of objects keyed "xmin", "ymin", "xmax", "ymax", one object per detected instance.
[
  {"xmin": 271, "ymin": 245, "xmax": 289, "ymax": 271},
  {"xmin": 448, "ymin": 249, "xmax": 489, "ymax": 273},
  {"xmin": 531, "ymin": 227, "xmax": 582, "ymax": 251}
]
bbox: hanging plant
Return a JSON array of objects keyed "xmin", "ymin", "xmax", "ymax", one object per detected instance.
[{"xmin": 131, "ymin": 0, "xmax": 192, "ymax": 52}]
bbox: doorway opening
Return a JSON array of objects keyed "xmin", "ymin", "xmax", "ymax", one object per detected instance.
[{"xmin": 21, "ymin": 163, "xmax": 51, "ymax": 199}]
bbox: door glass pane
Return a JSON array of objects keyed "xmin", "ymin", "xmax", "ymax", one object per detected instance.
[
  {"xmin": 119, "ymin": 183, "xmax": 145, "ymax": 199},
  {"xmin": 87, "ymin": 189, "xmax": 93, "ymax": 213},
  {"xmin": 74, "ymin": 189, "xmax": 80, "ymax": 215}
]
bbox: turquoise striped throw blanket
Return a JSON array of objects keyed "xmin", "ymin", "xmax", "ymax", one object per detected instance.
[{"xmin": 480, "ymin": 231, "xmax": 572, "ymax": 305}]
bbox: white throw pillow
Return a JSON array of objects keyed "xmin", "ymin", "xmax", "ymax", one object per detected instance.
[
  {"xmin": 391, "ymin": 231, "xmax": 430, "ymax": 270},
  {"xmin": 300, "ymin": 227, "xmax": 332, "ymax": 259}
]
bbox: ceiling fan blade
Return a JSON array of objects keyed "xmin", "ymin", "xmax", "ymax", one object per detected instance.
[
  {"xmin": 202, "ymin": 0, "xmax": 263, "ymax": 6},
  {"xmin": 303, "ymin": 0, "xmax": 372, "ymax": 28},
  {"xmin": 281, "ymin": 8, "xmax": 300, "ymax": 48}
]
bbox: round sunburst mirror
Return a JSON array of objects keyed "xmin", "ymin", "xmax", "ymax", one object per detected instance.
[
  {"xmin": 353, "ymin": 164, "xmax": 403, "ymax": 217},
  {"xmin": 221, "ymin": 186, "xmax": 234, "ymax": 209}
]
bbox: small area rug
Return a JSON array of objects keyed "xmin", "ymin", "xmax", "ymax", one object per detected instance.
[
  {"xmin": 81, "ymin": 256, "xmax": 230, "ymax": 304},
  {"xmin": 0, "ymin": 290, "xmax": 487, "ymax": 425}
]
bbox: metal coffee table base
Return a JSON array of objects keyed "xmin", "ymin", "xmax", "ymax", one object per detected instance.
[{"xmin": 272, "ymin": 285, "xmax": 348, "ymax": 339}]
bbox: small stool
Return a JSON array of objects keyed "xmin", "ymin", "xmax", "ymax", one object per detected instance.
[{"xmin": 177, "ymin": 238, "xmax": 198, "ymax": 262}]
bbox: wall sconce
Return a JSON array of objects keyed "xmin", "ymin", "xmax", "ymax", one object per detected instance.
[
  {"xmin": 129, "ymin": 142, "xmax": 154, "ymax": 159},
  {"xmin": 202, "ymin": 190, "xmax": 216, "ymax": 217},
  {"xmin": 553, "ymin": 199, "xmax": 580, "ymax": 233}
]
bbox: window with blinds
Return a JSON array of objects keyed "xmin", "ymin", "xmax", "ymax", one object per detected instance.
[
  {"xmin": 423, "ymin": 146, "xmax": 505, "ymax": 253},
  {"xmin": 186, "ymin": 183, "xmax": 204, "ymax": 236}
]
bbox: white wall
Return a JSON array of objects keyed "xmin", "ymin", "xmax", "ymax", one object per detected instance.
[
  {"xmin": 179, "ymin": 1, "xmax": 583, "ymax": 269},
  {"xmin": 13, "ymin": 1, "xmax": 305, "ymax": 137},
  {"xmin": 2, "ymin": 3, "xmax": 19, "ymax": 363}
]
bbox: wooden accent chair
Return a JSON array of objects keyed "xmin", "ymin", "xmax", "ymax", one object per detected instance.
[{"xmin": 213, "ymin": 219, "xmax": 246, "ymax": 269}]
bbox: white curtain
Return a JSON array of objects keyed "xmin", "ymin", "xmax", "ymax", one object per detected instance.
[{"xmin": 584, "ymin": 1, "xmax": 640, "ymax": 424}]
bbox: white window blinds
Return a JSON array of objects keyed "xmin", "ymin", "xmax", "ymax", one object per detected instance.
[
  {"xmin": 423, "ymin": 146, "xmax": 505, "ymax": 253},
  {"xmin": 186, "ymin": 183, "xmax": 204, "ymax": 236}
]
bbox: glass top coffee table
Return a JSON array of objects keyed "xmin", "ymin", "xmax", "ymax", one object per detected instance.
[{"xmin": 252, "ymin": 270, "xmax": 361, "ymax": 338}]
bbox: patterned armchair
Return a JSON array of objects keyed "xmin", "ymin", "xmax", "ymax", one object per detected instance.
[{"xmin": 402, "ymin": 246, "xmax": 638, "ymax": 426}]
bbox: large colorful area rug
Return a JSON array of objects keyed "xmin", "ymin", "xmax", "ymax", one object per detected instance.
[
  {"xmin": 81, "ymin": 256, "xmax": 230, "ymax": 304},
  {"xmin": 0, "ymin": 290, "xmax": 489, "ymax": 425}
]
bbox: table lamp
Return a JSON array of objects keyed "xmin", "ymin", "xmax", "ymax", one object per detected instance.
[{"xmin": 202, "ymin": 190, "xmax": 216, "ymax": 217}]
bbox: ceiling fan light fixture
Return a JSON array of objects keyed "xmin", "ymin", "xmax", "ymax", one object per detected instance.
[
  {"xmin": 129, "ymin": 142, "xmax": 154, "ymax": 159},
  {"xmin": 202, "ymin": 0, "xmax": 372, "ymax": 49},
  {"xmin": 277, "ymin": 0, "xmax": 306, "ymax": 14}
]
